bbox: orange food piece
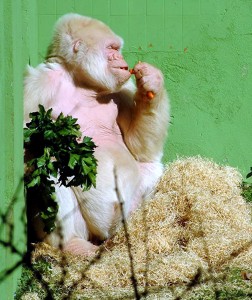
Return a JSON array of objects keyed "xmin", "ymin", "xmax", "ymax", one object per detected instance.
[
  {"xmin": 146, "ymin": 91, "xmax": 154, "ymax": 100},
  {"xmin": 129, "ymin": 68, "xmax": 136, "ymax": 74}
]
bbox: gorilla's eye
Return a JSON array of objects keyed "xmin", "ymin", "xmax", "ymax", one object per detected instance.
[{"xmin": 107, "ymin": 44, "xmax": 120, "ymax": 51}]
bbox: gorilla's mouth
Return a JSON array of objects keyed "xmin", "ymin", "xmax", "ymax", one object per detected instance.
[{"xmin": 112, "ymin": 66, "xmax": 128, "ymax": 72}]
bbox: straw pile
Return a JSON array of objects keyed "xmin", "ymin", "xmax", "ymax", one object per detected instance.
[{"xmin": 30, "ymin": 157, "xmax": 252, "ymax": 296}]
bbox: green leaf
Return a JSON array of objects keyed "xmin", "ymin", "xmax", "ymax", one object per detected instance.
[
  {"xmin": 82, "ymin": 161, "xmax": 91, "ymax": 175},
  {"xmin": 88, "ymin": 172, "xmax": 96, "ymax": 187},
  {"xmin": 58, "ymin": 128, "xmax": 73, "ymax": 136},
  {"xmin": 45, "ymin": 107, "xmax": 53, "ymax": 118},
  {"xmin": 27, "ymin": 176, "xmax": 41, "ymax": 188},
  {"xmin": 38, "ymin": 104, "xmax": 46, "ymax": 114},
  {"xmin": 68, "ymin": 154, "xmax": 80, "ymax": 169},
  {"xmin": 44, "ymin": 130, "xmax": 56, "ymax": 139},
  {"xmin": 32, "ymin": 168, "xmax": 41, "ymax": 176},
  {"xmin": 51, "ymin": 163, "xmax": 58, "ymax": 178},
  {"xmin": 246, "ymin": 167, "xmax": 252, "ymax": 179},
  {"xmin": 47, "ymin": 206, "xmax": 56, "ymax": 213},
  {"xmin": 242, "ymin": 182, "xmax": 252, "ymax": 202},
  {"xmin": 82, "ymin": 157, "xmax": 94, "ymax": 165},
  {"xmin": 82, "ymin": 136, "xmax": 93, "ymax": 144},
  {"xmin": 24, "ymin": 128, "xmax": 37, "ymax": 143},
  {"xmin": 37, "ymin": 156, "xmax": 46, "ymax": 168}
]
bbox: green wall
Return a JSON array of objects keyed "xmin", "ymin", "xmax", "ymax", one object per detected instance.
[
  {"xmin": 0, "ymin": 0, "xmax": 251, "ymax": 298},
  {"xmin": 0, "ymin": 1, "xmax": 37, "ymax": 299},
  {"xmin": 35, "ymin": 0, "xmax": 252, "ymax": 176}
]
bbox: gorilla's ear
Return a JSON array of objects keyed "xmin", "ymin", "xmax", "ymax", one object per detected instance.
[{"xmin": 73, "ymin": 39, "xmax": 82, "ymax": 53}]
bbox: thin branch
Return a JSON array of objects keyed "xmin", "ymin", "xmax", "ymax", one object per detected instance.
[{"xmin": 114, "ymin": 167, "xmax": 140, "ymax": 300}]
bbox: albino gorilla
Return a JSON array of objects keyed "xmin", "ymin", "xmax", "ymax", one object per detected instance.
[{"xmin": 24, "ymin": 13, "xmax": 170, "ymax": 255}]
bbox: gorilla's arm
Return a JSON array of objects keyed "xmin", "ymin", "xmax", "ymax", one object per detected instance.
[{"xmin": 116, "ymin": 64, "xmax": 170, "ymax": 162}]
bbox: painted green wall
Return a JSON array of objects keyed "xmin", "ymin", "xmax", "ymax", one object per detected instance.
[
  {"xmin": 35, "ymin": 0, "xmax": 252, "ymax": 176},
  {"xmin": 0, "ymin": 1, "xmax": 37, "ymax": 299}
]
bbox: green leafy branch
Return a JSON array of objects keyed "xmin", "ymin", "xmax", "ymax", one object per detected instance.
[
  {"xmin": 242, "ymin": 167, "xmax": 252, "ymax": 203},
  {"xmin": 24, "ymin": 105, "xmax": 97, "ymax": 233}
]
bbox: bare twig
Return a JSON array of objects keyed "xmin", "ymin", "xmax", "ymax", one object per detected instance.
[{"xmin": 114, "ymin": 167, "xmax": 141, "ymax": 300}]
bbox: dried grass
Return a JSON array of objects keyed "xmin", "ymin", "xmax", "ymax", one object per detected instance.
[{"xmin": 30, "ymin": 156, "xmax": 252, "ymax": 295}]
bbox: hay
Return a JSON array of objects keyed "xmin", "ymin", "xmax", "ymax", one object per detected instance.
[
  {"xmin": 21, "ymin": 293, "xmax": 41, "ymax": 300},
  {"xmin": 30, "ymin": 157, "xmax": 252, "ymax": 295}
]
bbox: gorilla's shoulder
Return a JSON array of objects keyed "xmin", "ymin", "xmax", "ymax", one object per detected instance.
[{"xmin": 24, "ymin": 62, "xmax": 70, "ymax": 90}]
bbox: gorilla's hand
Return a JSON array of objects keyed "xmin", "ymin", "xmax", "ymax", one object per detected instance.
[{"xmin": 133, "ymin": 62, "xmax": 164, "ymax": 99}]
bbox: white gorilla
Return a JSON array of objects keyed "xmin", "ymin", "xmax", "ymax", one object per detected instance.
[{"xmin": 24, "ymin": 13, "xmax": 170, "ymax": 255}]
